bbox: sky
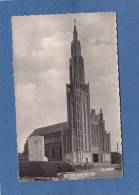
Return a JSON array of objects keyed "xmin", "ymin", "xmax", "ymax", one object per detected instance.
[{"xmin": 12, "ymin": 12, "xmax": 122, "ymax": 153}]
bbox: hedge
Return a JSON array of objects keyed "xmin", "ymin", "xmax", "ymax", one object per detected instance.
[{"xmin": 19, "ymin": 161, "xmax": 75, "ymax": 178}]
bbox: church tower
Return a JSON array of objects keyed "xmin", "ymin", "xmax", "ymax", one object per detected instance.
[{"xmin": 66, "ymin": 20, "xmax": 91, "ymax": 165}]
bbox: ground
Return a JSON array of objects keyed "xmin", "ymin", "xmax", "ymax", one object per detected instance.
[{"xmin": 91, "ymin": 169, "xmax": 122, "ymax": 179}]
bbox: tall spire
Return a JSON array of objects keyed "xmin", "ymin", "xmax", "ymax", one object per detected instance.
[
  {"xmin": 70, "ymin": 19, "xmax": 85, "ymax": 83},
  {"xmin": 73, "ymin": 19, "xmax": 78, "ymax": 41},
  {"xmin": 71, "ymin": 19, "xmax": 81, "ymax": 58},
  {"xmin": 74, "ymin": 19, "xmax": 76, "ymax": 27}
]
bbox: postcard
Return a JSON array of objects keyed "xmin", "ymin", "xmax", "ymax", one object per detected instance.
[{"xmin": 12, "ymin": 12, "xmax": 122, "ymax": 181}]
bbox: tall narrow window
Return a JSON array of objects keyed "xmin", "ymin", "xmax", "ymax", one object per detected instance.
[{"xmin": 83, "ymin": 103, "xmax": 87, "ymax": 150}]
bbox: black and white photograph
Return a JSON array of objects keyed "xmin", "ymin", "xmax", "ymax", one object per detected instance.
[{"xmin": 12, "ymin": 12, "xmax": 123, "ymax": 181}]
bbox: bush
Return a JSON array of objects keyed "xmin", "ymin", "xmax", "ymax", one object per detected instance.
[
  {"xmin": 19, "ymin": 161, "xmax": 75, "ymax": 178},
  {"xmin": 55, "ymin": 161, "xmax": 75, "ymax": 173},
  {"xmin": 19, "ymin": 161, "xmax": 57, "ymax": 178}
]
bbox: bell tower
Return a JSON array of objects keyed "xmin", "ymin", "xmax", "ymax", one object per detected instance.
[{"xmin": 66, "ymin": 20, "xmax": 91, "ymax": 165}]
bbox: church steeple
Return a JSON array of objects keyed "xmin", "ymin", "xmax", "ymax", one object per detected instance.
[
  {"xmin": 70, "ymin": 20, "xmax": 85, "ymax": 85},
  {"xmin": 66, "ymin": 20, "xmax": 91, "ymax": 161},
  {"xmin": 73, "ymin": 19, "xmax": 78, "ymax": 41}
]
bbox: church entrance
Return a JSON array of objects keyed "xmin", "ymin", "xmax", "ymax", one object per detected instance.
[{"xmin": 93, "ymin": 153, "xmax": 99, "ymax": 162}]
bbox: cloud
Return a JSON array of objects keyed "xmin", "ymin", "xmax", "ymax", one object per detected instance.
[{"xmin": 12, "ymin": 12, "xmax": 121, "ymax": 153}]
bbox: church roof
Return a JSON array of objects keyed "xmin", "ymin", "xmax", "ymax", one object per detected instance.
[{"xmin": 30, "ymin": 122, "xmax": 68, "ymax": 137}]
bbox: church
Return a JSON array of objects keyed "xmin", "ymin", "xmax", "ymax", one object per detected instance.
[{"xmin": 21, "ymin": 21, "xmax": 111, "ymax": 165}]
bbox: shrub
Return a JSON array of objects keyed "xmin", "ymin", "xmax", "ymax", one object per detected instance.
[
  {"xmin": 19, "ymin": 161, "xmax": 75, "ymax": 178},
  {"xmin": 55, "ymin": 161, "xmax": 75, "ymax": 173},
  {"xmin": 19, "ymin": 161, "xmax": 57, "ymax": 178}
]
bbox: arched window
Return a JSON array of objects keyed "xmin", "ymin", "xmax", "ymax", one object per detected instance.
[
  {"xmin": 59, "ymin": 146, "xmax": 62, "ymax": 160},
  {"xmin": 51, "ymin": 146, "xmax": 56, "ymax": 159}
]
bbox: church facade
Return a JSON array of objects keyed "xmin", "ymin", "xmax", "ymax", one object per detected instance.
[{"xmin": 22, "ymin": 21, "xmax": 111, "ymax": 165}]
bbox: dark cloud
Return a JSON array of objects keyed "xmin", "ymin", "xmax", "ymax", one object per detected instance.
[{"xmin": 12, "ymin": 12, "xmax": 122, "ymax": 153}]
